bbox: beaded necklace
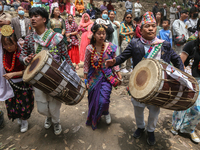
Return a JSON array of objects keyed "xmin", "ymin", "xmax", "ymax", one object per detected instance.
[
  {"xmin": 3, "ymin": 50, "xmax": 17, "ymax": 72},
  {"xmin": 91, "ymin": 44, "xmax": 104, "ymax": 69}
]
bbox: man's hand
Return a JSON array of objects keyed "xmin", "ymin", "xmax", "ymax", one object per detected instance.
[
  {"xmin": 3, "ymin": 72, "xmax": 15, "ymax": 80},
  {"xmin": 105, "ymin": 58, "xmax": 116, "ymax": 68},
  {"xmin": 25, "ymin": 53, "xmax": 36, "ymax": 63}
]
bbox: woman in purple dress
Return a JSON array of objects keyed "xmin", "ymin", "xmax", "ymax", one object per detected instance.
[{"xmin": 84, "ymin": 24, "xmax": 122, "ymax": 130}]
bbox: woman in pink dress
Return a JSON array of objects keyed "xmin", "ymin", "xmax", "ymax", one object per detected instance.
[
  {"xmin": 66, "ymin": 0, "xmax": 75, "ymax": 16},
  {"xmin": 78, "ymin": 13, "xmax": 93, "ymax": 62}
]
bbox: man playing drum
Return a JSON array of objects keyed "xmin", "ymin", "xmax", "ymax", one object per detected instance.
[
  {"xmin": 105, "ymin": 12, "xmax": 184, "ymax": 145},
  {"xmin": 19, "ymin": 7, "xmax": 75, "ymax": 135}
]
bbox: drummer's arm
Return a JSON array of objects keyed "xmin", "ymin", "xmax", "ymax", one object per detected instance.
[
  {"xmin": 114, "ymin": 41, "xmax": 133, "ymax": 66},
  {"xmin": 3, "ymin": 71, "xmax": 24, "ymax": 80},
  {"xmin": 57, "ymin": 40, "xmax": 75, "ymax": 71},
  {"xmin": 170, "ymin": 47, "xmax": 184, "ymax": 71}
]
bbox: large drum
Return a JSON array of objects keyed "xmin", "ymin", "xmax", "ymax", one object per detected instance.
[
  {"xmin": 23, "ymin": 50, "xmax": 86, "ymax": 105},
  {"xmin": 129, "ymin": 59, "xmax": 199, "ymax": 111}
]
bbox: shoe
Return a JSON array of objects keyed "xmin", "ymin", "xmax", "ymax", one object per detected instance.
[
  {"xmin": 120, "ymin": 68, "xmax": 129, "ymax": 73},
  {"xmin": 105, "ymin": 114, "xmax": 111, "ymax": 124},
  {"xmin": 44, "ymin": 117, "xmax": 52, "ymax": 129},
  {"xmin": 54, "ymin": 123, "xmax": 62, "ymax": 135},
  {"xmin": 105, "ymin": 113, "xmax": 111, "ymax": 124},
  {"xmin": 17, "ymin": 118, "xmax": 22, "ymax": 125},
  {"xmin": 128, "ymin": 68, "xmax": 133, "ymax": 72},
  {"xmin": 20, "ymin": 120, "xmax": 28, "ymax": 133},
  {"xmin": 190, "ymin": 131, "xmax": 200, "ymax": 143},
  {"xmin": 147, "ymin": 131, "xmax": 156, "ymax": 146},
  {"xmin": 133, "ymin": 128, "xmax": 145, "ymax": 139},
  {"xmin": 170, "ymin": 127, "xmax": 178, "ymax": 135}
]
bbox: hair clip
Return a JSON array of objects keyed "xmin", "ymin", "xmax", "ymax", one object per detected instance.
[{"xmin": 99, "ymin": 24, "xmax": 105, "ymax": 31}]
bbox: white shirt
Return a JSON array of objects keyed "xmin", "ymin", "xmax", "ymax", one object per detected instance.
[
  {"xmin": 163, "ymin": 8, "xmax": 166, "ymax": 17},
  {"xmin": 134, "ymin": 2, "xmax": 142, "ymax": 12},
  {"xmin": 185, "ymin": 18, "xmax": 198, "ymax": 37},
  {"xmin": 172, "ymin": 19, "xmax": 189, "ymax": 40},
  {"xmin": 19, "ymin": 16, "xmax": 26, "ymax": 37}
]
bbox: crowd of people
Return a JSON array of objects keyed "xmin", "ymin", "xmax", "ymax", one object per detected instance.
[{"xmin": 0, "ymin": 0, "xmax": 200, "ymax": 147}]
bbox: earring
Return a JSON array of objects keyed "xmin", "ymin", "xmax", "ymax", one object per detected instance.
[{"xmin": 94, "ymin": 38, "xmax": 96, "ymax": 41}]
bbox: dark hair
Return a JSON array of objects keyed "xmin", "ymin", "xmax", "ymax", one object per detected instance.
[
  {"xmin": 189, "ymin": 7, "xmax": 198, "ymax": 17},
  {"xmin": 156, "ymin": 11, "xmax": 163, "ymax": 27},
  {"xmin": 163, "ymin": 19, "xmax": 170, "ymax": 25},
  {"xmin": 101, "ymin": 9, "xmax": 108, "ymax": 14},
  {"xmin": 197, "ymin": 19, "xmax": 200, "ymax": 31},
  {"xmin": 1, "ymin": 33, "xmax": 18, "ymax": 50},
  {"xmin": 180, "ymin": 10, "xmax": 189, "ymax": 15},
  {"xmin": 123, "ymin": 12, "xmax": 134, "ymax": 28},
  {"xmin": 68, "ymin": 14, "xmax": 74, "ymax": 20},
  {"xmin": 108, "ymin": 10, "xmax": 116, "ymax": 15},
  {"xmin": 90, "ymin": 24, "xmax": 106, "ymax": 45},
  {"xmin": 134, "ymin": 17, "xmax": 140, "ymax": 22},
  {"xmin": 50, "ymin": 7, "xmax": 61, "ymax": 18},
  {"xmin": 29, "ymin": 7, "xmax": 49, "ymax": 25},
  {"xmin": 0, "ymin": 0, "xmax": 5, "ymax": 6}
]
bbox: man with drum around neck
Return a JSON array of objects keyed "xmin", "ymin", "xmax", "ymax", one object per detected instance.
[
  {"xmin": 19, "ymin": 7, "xmax": 75, "ymax": 135},
  {"xmin": 105, "ymin": 11, "xmax": 184, "ymax": 146}
]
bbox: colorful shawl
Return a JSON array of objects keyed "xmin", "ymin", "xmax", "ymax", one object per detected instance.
[
  {"xmin": 140, "ymin": 36, "xmax": 164, "ymax": 45},
  {"xmin": 78, "ymin": 13, "xmax": 93, "ymax": 29},
  {"xmin": 65, "ymin": 16, "xmax": 79, "ymax": 47},
  {"xmin": 33, "ymin": 29, "xmax": 63, "ymax": 50}
]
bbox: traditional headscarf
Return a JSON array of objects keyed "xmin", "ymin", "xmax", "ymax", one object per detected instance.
[
  {"xmin": 141, "ymin": 11, "xmax": 156, "ymax": 26},
  {"xmin": 78, "ymin": 13, "xmax": 93, "ymax": 29}
]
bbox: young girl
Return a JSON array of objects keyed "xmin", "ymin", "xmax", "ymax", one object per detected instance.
[{"xmin": 2, "ymin": 25, "xmax": 34, "ymax": 133}]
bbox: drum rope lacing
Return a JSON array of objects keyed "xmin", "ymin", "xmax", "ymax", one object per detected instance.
[
  {"xmin": 29, "ymin": 54, "xmax": 85, "ymax": 103},
  {"xmin": 8, "ymin": 80, "xmax": 31, "ymax": 91}
]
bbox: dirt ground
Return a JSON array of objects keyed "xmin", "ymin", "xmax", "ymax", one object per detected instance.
[{"xmin": 0, "ymin": 85, "xmax": 200, "ymax": 150}]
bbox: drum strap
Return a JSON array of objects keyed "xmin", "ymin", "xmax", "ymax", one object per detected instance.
[
  {"xmin": 143, "ymin": 43, "xmax": 163, "ymax": 59},
  {"xmin": 36, "ymin": 30, "xmax": 53, "ymax": 54}
]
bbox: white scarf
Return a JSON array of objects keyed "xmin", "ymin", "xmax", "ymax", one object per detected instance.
[{"xmin": 0, "ymin": 36, "xmax": 14, "ymax": 101}]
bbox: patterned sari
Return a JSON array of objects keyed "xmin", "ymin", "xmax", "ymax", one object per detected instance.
[{"xmin": 84, "ymin": 42, "xmax": 120, "ymax": 130}]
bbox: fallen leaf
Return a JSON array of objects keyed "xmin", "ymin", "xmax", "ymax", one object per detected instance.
[
  {"xmin": 136, "ymin": 139, "xmax": 139, "ymax": 143},
  {"xmin": 78, "ymin": 139, "xmax": 85, "ymax": 144},
  {"xmin": 15, "ymin": 138, "xmax": 20, "ymax": 141},
  {"xmin": 18, "ymin": 135, "xmax": 20, "ymax": 138},
  {"xmin": 21, "ymin": 146, "xmax": 28, "ymax": 149},
  {"xmin": 70, "ymin": 144, "xmax": 74, "ymax": 149},
  {"xmin": 64, "ymin": 129, "xmax": 69, "ymax": 134},
  {"xmin": 87, "ymin": 145, "xmax": 91, "ymax": 150},
  {"xmin": 72, "ymin": 126, "xmax": 80, "ymax": 133},
  {"xmin": 44, "ymin": 134, "xmax": 47, "ymax": 137},
  {"xmin": 102, "ymin": 143, "xmax": 106, "ymax": 149},
  {"xmin": 188, "ymin": 143, "xmax": 192, "ymax": 147},
  {"xmin": 127, "ymin": 140, "xmax": 133, "ymax": 145},
  {"xmin": 10, "ymin": 148, "xmax": 16, "ymax": 150},
  {"xmin": 64, "ymin": 139, "xmax": 67, "ymax": 145},
  {"xmin": 178, "ymin": 138, "xmax": 183, "ymax": 144},
  {"xmin": 65, "ymin": 147, "xmax": 69, "ymax": 150},
  {"xmin": 173, "ymin": 147, "xmax": 180, "ymax": 150},
  {"xmin": 6, "ymin": 136, "xmax": 14, "ymax": 140}
]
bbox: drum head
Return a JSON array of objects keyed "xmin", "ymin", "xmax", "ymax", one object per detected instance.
[
  {"xmin": 23, "ymin": 50, "xmax": 49, "ymax": 82},
  {"xmin": 129, "ymin": 59, "xmax": 161, "ymax": 100}
]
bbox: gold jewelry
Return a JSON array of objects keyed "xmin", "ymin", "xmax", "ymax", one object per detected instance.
[
  {"xmin": 1, "ymin": 25, "xmax": 13, "ymax": 37},
  {"xmin": 8, "ymin": 47, "xmax": 11, "ymax": 49},
  {"xmin": 99, "ymin": 24, "xmax": 105, "ymax": 32}
]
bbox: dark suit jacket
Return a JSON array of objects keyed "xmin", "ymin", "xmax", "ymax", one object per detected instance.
[
  {"xmin": 160, "ymin": 7, "xmax": 167, "ymax": 19},
  {"xmin": 115, "ymin": 38, "xmax": 184, "ymax": 71},
  {"xmin": 11, "ymin": 16, "xmax": 33, "ymax": 40},
  {"xmin": 152, "ymin": 6, "xmax": 159, "ymax": 17}
]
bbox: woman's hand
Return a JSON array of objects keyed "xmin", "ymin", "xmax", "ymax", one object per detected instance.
[
  {"xmin": 25, "ymin": 53, "xmax": 36, "ymax": 63},
  {"xmin": 3, "ymin": 72, "xmax": 15, "ymax": 80},
  {"xmin": 66, "ymin": 33, "xmax": 70, "ymax": 37}
]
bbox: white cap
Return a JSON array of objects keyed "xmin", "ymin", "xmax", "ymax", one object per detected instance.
[
  {"xmin": 177, "ymin": 5, "xmax": 181, "ymax": 8},
  {"xmin": 163, "ymin": 3, "xmax": 166, "ymax": 6},
  {"xmin": 173, "ymin": 2, "xmax": 176, "ymax": 5}
]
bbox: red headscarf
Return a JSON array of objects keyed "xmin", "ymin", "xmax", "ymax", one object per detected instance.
[{"xmin": 78, "ymin": 13, "xmax": 93, "ymax": 29}]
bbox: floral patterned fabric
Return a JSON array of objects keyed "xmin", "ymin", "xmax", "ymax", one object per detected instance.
[
  {"xmin": 5, "ymin": 82, "xmax": 34, "ymax": 121},
  {"xmin": 172, "ymin": 77, "xmax": 200, "ymax": 133}
]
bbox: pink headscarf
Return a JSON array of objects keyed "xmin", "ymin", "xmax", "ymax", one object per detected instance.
[{"xmin": 78, "ymin": 13, "xmax": 93, "ymax": 29}]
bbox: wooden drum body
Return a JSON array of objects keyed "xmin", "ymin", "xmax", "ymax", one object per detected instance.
[
  {"xmin": 23, "ymin": 50, "xmax": 85, "ymax": 105},
  {"xmin": 129, "ymin": 59, "xmax": 199, "ymax": 111}
]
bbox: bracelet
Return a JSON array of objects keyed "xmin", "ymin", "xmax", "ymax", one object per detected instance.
[
  {"xmin": 117, "ymin": 78, "xmax": 123, "ymax": 82},
  {"xmin": 84, "ymin": 79, "xmax": 88, "ymax": 85}
]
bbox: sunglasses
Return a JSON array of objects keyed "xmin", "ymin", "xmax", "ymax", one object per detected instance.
[{"xmin": 126, "ymin": 17, "xmax": 132, "ymax": 19}]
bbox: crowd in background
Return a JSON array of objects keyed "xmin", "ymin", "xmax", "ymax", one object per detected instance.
[{"xmin": 0, "ymin": 0, "xmax": 199, "ymax": 74}]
